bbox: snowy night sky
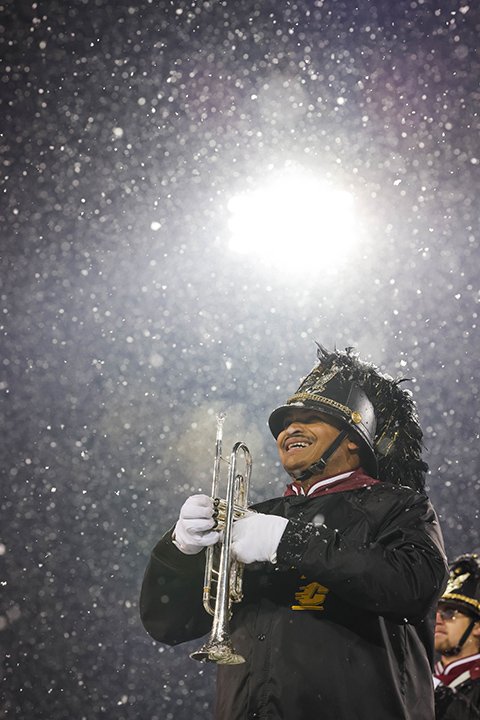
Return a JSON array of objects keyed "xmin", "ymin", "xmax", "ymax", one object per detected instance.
[{"xmin": 1, "ymin": 0, "xmax": 480, "ymax": 717}]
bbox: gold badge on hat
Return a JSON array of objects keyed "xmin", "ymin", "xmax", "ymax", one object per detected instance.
[{"xmin": 445, "ymin": 571, "xmax": 470, "ymax": 595}]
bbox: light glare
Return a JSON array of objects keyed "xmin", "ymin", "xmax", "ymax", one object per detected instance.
[{"xmin": 227, "ymin": 172, "xmax": 358, "ymax": 273}]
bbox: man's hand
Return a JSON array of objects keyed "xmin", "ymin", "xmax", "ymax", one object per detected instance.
[
  {"xmin": 231, "ymin": 513, "xmax": 289, "ymax": 564},
  {"xmin": 173, "ymin": 494, "xmax": 221, "ymax": 555}
]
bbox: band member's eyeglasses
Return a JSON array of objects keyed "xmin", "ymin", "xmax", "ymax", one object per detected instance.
[{"xmin": 437, "ymin": 606, "xmax": 462, "ymax": 621}]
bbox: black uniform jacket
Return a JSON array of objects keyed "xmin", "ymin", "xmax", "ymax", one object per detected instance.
[
  {"xmin": 435, "ymin": 681, "xmax": 480, "ymax": 719},
  {"xmin": 140, "ymin": 480, "xmax": 448, "ymax": 720},
  {"xmin": 435, "ymin": 656, "xmax": 480, "ymax": 719}
]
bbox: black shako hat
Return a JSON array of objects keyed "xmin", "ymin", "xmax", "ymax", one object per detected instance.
[
  {"xmin": 440, "ymin": 554, "xmax": 480, "ymax": 619},
  {"xmin": 268, "ymin": 344, "xmax": 428, "ymax": 492}
]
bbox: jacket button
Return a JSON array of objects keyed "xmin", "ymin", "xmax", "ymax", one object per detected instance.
[{"xmin": 257, "ymin": 634, "xmax": 266, "ymax": 641}]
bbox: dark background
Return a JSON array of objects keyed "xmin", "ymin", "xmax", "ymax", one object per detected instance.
[{"xmin": 1, "ymin": 0, "xmax": 479, "ymax": 717}]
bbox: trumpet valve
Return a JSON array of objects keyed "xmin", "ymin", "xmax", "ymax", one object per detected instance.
[{"xmin": 212, "ymin": 497, "xmax": 252, "ymax": 530}]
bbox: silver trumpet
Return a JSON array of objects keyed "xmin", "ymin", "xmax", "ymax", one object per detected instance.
[{"xmin": 190, "ymin": 413, "xmax": 252, "ymax": 664}]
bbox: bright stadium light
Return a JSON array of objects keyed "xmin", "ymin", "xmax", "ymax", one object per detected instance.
[{"xmin": 227, "ymin": 170, "xmax": 358, "ymax": 274}]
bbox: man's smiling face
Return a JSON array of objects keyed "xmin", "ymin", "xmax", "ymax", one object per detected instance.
[{"xmin": 276, "ymin": 409, "xmax": 358, "ymax": 479}]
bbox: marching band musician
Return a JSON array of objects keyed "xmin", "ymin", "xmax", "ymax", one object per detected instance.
[
  {"xmin": 434, "ymin": 554, "xmax": 480, "ymax": 719},
  {"xmin": 140, "ymin": 345, "xmax": 448, "ymax": 719}
]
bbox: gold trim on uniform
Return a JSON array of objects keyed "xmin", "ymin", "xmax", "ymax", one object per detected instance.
[
  {"xmin": 287, "ymin": 393, "xmax": 353, "ymax": 420},
  {"xmin": 441, "ymin": 592, "xmax": 480, "ymax": 612}
]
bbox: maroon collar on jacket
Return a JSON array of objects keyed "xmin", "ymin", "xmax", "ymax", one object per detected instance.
[
  {"xmin": 284, "ymin": 467, "xmax": 380, "ymax": 498},
  {"xmin": 434, "ymin": 653, "xmax": 480, "ymax": 687}
]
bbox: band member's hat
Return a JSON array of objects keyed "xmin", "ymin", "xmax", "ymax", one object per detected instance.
[
  {"xmin": 440, "ymin": 554, "xmax": 480, "ymax": 619},
  {"xmin": 268, "ymin": 344, "xmax": 428, "ymax": 491}
]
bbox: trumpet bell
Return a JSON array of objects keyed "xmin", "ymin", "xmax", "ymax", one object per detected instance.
[{"xmin": 190, "ymin": 639, "xmax": 245, "ymax": 664}]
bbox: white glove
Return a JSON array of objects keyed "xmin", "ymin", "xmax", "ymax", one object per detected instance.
[
  {"xmin": 231, "ymin": 513, "xmax": 289, "ymax": 564},
  {"xmin": 173, "ymin": 494, "xmax": 221, "ymax": 555}
]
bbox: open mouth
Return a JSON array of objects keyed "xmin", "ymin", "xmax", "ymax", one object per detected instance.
[{"xmin": 285, "ymin": 439, "xmax": 311, "ymax": 452}]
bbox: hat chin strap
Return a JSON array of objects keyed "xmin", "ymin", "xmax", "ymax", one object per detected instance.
[
  {"xmin": 442, "ymin": 618, "xmax": 477, "ymax": 657},
  {"xmin": 291, "ymin": 430, "xmax": 349, "ymax": 483}
]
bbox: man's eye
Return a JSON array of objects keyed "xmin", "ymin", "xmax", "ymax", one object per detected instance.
[
  {"xmin": 282, "ymin": 416, "xmax": 321, "ymax": 429},
  {"xmin": 303, "ymin": 416, "xmax": 322, "ymax": 424}
]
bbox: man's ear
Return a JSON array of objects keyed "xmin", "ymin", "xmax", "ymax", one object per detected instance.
[
  {"xmin": 472, "ymin": 621, "xmax": 480, "ymax": 638},
  {"xmin": 346, "ymin": 438, "xmax": 360, "ymax": 452}
]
